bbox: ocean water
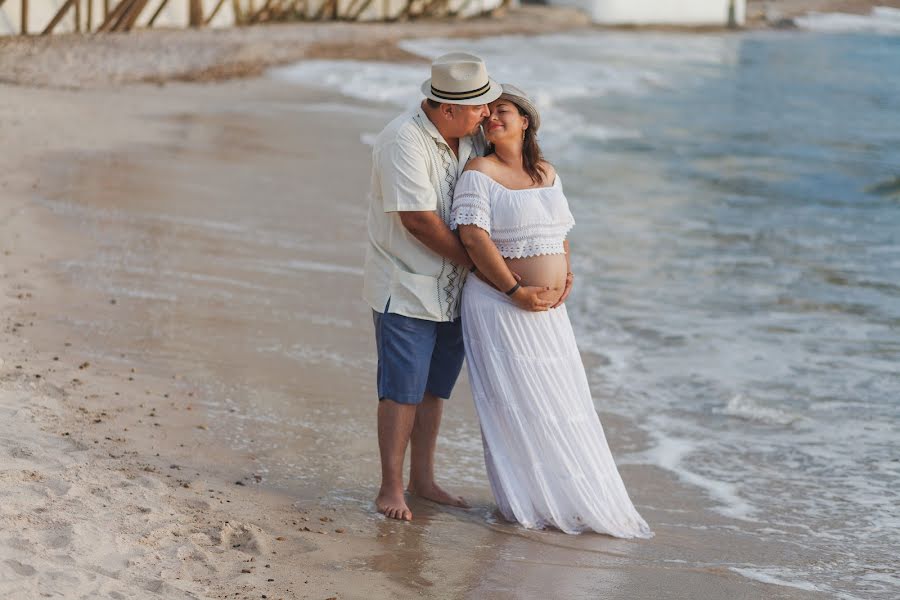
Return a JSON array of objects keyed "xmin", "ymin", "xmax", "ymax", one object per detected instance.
[{"xmin": 269, "ymin": 21, "xmax": 900, "ymax": 599}]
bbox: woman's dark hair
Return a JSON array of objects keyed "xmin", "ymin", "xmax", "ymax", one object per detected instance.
[{"xmin": 489, "ymin": 102, "xmax": 548, "ymax": 186}]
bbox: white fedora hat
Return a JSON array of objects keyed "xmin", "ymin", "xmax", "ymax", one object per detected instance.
[{"xmin": 421, "ymin": 52, "xmax": 502, "ymax": 106}]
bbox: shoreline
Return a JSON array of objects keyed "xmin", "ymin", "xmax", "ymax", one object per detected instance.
[{"xmin": 3, "ymin": 1, "xmax": 899, "ymax": 89}]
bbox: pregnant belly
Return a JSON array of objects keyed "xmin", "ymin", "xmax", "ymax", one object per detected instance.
[{"xmin": 505, "ymin": 254, "xmax": 568, "ymax": 306}]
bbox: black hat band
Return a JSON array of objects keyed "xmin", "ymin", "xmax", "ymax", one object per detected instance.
[{"xmin": 430, "ymin": 80, "xmax": 491, "ymax": 101}]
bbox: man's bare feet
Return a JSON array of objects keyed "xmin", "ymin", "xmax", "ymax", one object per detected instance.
[
  {"xmin": 407, "ymin": 481, "xmax": 470, "ymax": 508},
  {"xmin": 376, "ymin": 487, "xmax": 413, "ymax": 521}
]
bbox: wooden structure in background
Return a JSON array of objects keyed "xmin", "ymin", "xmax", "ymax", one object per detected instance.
[{"xmin": 4, "ymin": 0, "xmax": 506, "ymax": 34}]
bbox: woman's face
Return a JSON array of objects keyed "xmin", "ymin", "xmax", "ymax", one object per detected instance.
[{"xmin": 483, "ymin": 100, "xmax": 528, "ymax": 144}]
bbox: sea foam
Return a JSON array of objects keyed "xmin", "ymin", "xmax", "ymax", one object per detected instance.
[{"xmin": 795, "ymin": 7, "xmax": 900, "ymax": 34}]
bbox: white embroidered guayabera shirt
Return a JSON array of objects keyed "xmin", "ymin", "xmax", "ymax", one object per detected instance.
[
  {"xmin": 363, "ymin": 105, "xmax": 486, "ymax": 322},
  {"xmin": 450, "ymin": 170, "xmax": 575, "ymax": 258}
]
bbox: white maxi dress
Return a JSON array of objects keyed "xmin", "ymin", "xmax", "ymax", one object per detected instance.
[{"xmin": 451, "ymin": 170, "xmax": 652, "ymax": 538}]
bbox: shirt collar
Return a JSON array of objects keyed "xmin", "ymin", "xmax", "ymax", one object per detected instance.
[{"xmin": 414, "ymin": 104, "xmax": 444, "ymax": 142}]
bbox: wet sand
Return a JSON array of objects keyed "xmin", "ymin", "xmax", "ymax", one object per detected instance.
[{"xmin": 1, "ymin": 22, "xmax": 838, "ymax": 600}]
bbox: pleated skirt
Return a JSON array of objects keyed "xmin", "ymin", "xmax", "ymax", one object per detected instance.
[{"xmin": 461, "ymin": 276, "xmax": 652, "ymax": 538}]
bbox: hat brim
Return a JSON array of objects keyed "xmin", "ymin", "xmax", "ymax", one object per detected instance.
[{"xmin": 420, "ymin": 78, "xmax": 503, "ymax": 106}]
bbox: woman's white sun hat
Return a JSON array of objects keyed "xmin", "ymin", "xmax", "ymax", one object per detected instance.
[
  {"xmin": 421, "ymin": 52, "xmax": 503, "ymax": 106},
  {"xmin": 498, "ymin": 83, "xmax": 541, "ymax": 133}
]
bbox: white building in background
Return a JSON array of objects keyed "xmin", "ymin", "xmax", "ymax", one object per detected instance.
[{"xmin": 550, "ymin": 0, "xmax": 746, "ymax": 26}]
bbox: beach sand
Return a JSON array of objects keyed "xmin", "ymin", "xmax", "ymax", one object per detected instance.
[{"xmin": 1, "ymin": 9, "xmax": 841, "ymax": 599}]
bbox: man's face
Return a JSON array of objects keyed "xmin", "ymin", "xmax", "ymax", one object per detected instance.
[{"xmin": 448, "ymin": 103, "xmax": 491, "ymax": 137}]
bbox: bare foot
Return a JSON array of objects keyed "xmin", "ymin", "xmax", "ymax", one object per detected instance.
[
  {"xmin": 376, "ymin": 487, "xmax": 412, "ymax": 521},
  {"xmin": 407, "ymin": 481, "xmax": 470, "ymax": 508}
]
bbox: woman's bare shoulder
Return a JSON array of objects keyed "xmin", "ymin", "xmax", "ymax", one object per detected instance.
[
  {"xmin": 539, "ymin": 161, "xmax": 557, "ymax": 185},
  {"xmin": 464, "ymin": 156, "xmax": 501, "ymax": 174}
]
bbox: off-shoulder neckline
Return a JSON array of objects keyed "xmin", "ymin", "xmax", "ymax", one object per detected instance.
[{"xmin": 462, "ymin": 168, "xmax": 560, "ymax": 192}]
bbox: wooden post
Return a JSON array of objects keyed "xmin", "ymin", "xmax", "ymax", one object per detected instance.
[
  {"xmin": 119, "ymin": 0, "xmax": 149, "ymax": 30},
  {"xmin": 97, "ymin": 0, "xmax": 135, "ymax": 32},
  {"xmin": 204, "ymin": 0, "xmax": 227, "ymax": 24},
  {"xmin": 343, "ymin": 0, "xmax": 359, "ymax": 18},
  {"xmin": 249, "ymin": 0, "xmax": 272, "ymax": 22},
  {"xmin": 397, "ymin": 0, "xmax": 412, "ymax": 19},
  {"xmin": 312, "ymin": 0, "xmax": 335, "ymax": 19},
  {"xmin": 147, "ymin": 0, "xmax": 169, "ymax": 26},
  {"xmin": 189, "ymin": 0, "xmax": 202, "ymax": 26},
  {"xmin": 349, "ymin": 0, "xmax": 372, "ymax": 20},
  {"xmin": 727, "ymin": 0, "xmax": 737, "ymax": 28},
  {"xmin": 42, "ymin": 0, "xmax": 78, "ymax": 34},
  {"xmin": 87, "ymin": 0, "xmax": 93, "ymax": 31},
  {"xmin": 21, "ymin": 0, "xmax": 28, "ymax": 34},
  {"xmin": 104, "ymin": 0, "xmax": 109, "ymax": 18},
  {"xmin": 75, "ymin": 0, "xmax": 81, "ymax": 31}
]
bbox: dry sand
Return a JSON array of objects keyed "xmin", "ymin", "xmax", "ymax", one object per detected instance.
[
  {"xmin": 0, "ymin": 7, "xmax": 854, "ymax": 599},
  {"xmin": 0, "ymin": 6, "xmax": 590, "ymax": 88}
]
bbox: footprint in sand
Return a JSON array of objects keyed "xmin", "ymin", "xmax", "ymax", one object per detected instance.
[
  {"xmin": 4, "ymin": 559, "xmax": 36, "ymax": 577},
  {"xmin": 217, "ymin": 522, "xmax": 269, "ymax": 555}
]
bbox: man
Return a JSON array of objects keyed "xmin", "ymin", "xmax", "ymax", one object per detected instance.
[{"xmin": 363, "ymin": 53, "xmax": 502, "ymax": 521}]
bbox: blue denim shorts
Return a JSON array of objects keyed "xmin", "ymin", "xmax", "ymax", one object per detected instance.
[{"xmin": 372, "ymin": 304, "xmax": 465, "ymax": 405}]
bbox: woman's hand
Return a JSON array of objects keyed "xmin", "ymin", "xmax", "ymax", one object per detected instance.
[
  {"xmin": 511, "ymin": 285, "xmax": 556, "ymax": 312},
  {"xmin": 551, "ymin": 271, "xmax": 574, "ymax": 309}
]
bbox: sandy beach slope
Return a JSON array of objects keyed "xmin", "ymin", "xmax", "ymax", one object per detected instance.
[{"xmin": 0, "ymin": 8, "xmax": 846, "ymax": 599}]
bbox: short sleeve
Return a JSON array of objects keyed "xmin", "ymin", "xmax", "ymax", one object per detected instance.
[
  {"xmin": 557, "ymin": 176, "xmax": 575, "ymax": 233},
  {"xmin": 378, "ymin": 136, "xmax": 437, "ymax": 213},
  {"xmin": 450, "ymin": 171, "xmax": 492, "ymax": 235}
]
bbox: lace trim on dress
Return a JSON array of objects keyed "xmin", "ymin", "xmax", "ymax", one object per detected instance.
[
  {"xmin": 494, "ymin": 239, "xmax": 567, "ymax": 259},
  {"xmin": 451, "ymin": 170, "xmax": 575, "ymax": 259},
  {"xmin": 492, "ymin": 219, "xmax": 574, "ymax": 259},
  {"xmin": 450, "ymin": 193, "xmax": 492, "ymax": 234},
  {"xmin": 452, "ymin": 211, "xmax": 493, "ymax": 234},
  {"xmin": 491, "ymin": 221, "xmax": 574, "ymax": 238}
]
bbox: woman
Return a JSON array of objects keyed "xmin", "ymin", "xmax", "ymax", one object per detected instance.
[{"xmin": 450, "ymin": 84, "xmax": 652, "ymax": 538}]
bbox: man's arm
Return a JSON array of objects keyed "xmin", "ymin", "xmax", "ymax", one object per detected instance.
[
  {"xmin": 378, "ymin": 136, "xmax": 473, "ymax": 268},
  {"xmin": 399, "ymin": 211, "xmax": 473, "ymax": 269},
  {"xmin": 458, "ymin": 224, "xmax": 553, "ymax": 312}
]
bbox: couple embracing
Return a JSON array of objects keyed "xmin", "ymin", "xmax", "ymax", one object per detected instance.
[{"xmin": 363, "ymin": 52, "xmax": 651, "ymax": 538}]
